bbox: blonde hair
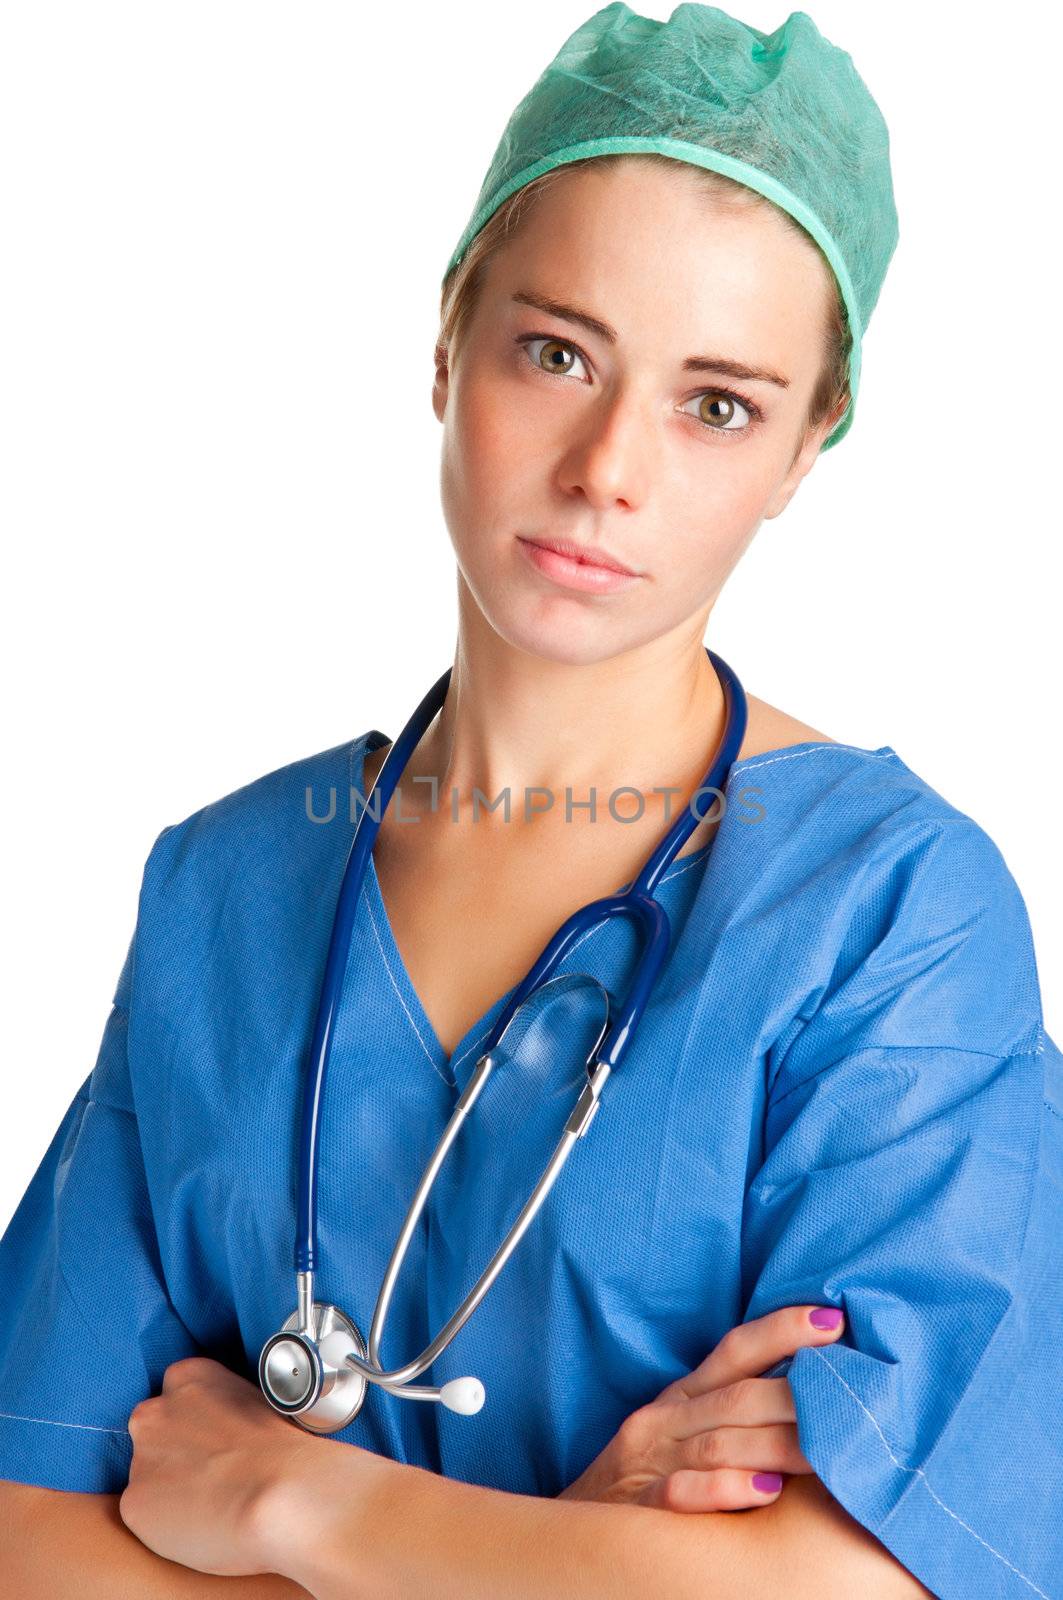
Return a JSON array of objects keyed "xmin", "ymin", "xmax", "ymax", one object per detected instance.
[{"xmin": 438, "ymin": 152, "xmax": 852, "ymax": 458}]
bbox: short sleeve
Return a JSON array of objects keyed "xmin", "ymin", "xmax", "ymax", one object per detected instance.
[
  {"xmin": 0, "ymin": 912, "xmax": 202, "ymax": 1493},
  {"xmin": 741, "ymin": 818, "xmax": 1061, "ymax": 1599}
]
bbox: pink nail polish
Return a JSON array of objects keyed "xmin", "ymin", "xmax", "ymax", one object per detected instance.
[
  {"xmin": 752, "ymin": 1473, "xmax": 783, "ymax": 1494},
  {"xmin": 809, "ymin": 1306, "xmax": 843, "ymax": 1329}
]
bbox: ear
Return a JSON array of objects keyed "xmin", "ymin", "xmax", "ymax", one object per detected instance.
[{"xmin": 432, "ymin": 340, "xmax": 450, "ymax": 423}]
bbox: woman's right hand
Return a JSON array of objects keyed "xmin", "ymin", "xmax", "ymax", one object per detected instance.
[{"xmin": 556, "ymin": 1304, "xmax": 845, "ymax": 1512}]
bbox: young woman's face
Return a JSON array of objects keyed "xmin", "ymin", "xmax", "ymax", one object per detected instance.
[{"xmin": 434, "ymin": 158, "xmax": 841, "ymax": 665}]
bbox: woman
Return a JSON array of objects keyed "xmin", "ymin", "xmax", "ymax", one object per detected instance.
[{"xmin": 1, "ymin": 6, "xmax": 1059, "ymax": 1598}]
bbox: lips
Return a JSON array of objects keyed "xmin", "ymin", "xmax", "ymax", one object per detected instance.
[{"xmin": 519, "ymin": 535, "xmax": 638, "ymax": 577}]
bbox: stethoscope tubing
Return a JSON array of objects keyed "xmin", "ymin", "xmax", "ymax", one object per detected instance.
[{"xmin": 294, "ymin": 645, "xmax": 746, "ymax": 1293}]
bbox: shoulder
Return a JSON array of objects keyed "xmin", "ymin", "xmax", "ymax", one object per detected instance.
[
  {"xmin": 781, "ymin": 772, "xmax": 1042, "ymax": 1064},
  {"xmin": 125, "ymin": 732, "xmax": 380, "ymax": 1021},
  {"xmin": 730, "ymin": 694, "xmax": 971, "ymax": 842},
  {"xmin": 727, "ymin": 689, "xmax": 928, "ymax": 846},
  {"xmin": 140, "ymin": 731, "xmax": 376, "ymax": 893},
  {"xmin": 721, "ymin": 709, "xmax": 1044, "ymax": 1061}
]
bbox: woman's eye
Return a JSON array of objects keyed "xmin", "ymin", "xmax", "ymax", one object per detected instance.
[
  {"xmin": 681, "ymin": 391, "xmax": 753, "ymax": 432},
  {"xmin": 520, "ymin": 336, "xmax": 590, "ymax": 381},
  {"xmin": 517, "ymin": 335, "xmax": 756, "ymax": 434}
]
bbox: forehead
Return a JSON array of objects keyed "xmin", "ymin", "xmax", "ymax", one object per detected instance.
[{"xmin": 487, "ymin": 159, "xmax": 831, "ymax": 376}]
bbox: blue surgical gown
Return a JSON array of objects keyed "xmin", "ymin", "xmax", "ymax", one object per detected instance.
[{"xmin": 1, "ymin": 729, "xmax": 1061, "ymax": 1600}]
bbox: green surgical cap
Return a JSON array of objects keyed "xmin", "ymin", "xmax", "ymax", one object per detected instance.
[{"xmin": 442, "ymin": 3, "xmax": 899, "ymax": 451}]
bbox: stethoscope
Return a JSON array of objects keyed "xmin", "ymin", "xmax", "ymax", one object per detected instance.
[{"xmin": 258, "ymin": 645, "xmax": 747, "ymax": 1433}]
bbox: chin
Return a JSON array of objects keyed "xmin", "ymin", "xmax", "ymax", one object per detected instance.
[{"xmin": 488, "ymin": 603, "xmax": 644, "ymax": 670}]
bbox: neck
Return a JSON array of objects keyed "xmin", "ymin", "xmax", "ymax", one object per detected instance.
[{"xmin": 409, "ymin": 606, "xmax": 727, "ymax": 832}]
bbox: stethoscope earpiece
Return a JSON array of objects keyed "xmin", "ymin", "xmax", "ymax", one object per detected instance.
[{"xmin": 439, "ymin": 1376, "xmax": 486, "ymax": 1415}]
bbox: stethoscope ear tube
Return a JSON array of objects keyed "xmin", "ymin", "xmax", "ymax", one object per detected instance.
[{"xmin": 259, "ymin": 647, "xmax": 747, "ymax": 1433}]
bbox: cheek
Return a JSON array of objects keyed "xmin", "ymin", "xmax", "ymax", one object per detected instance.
[
  {"xmin": 664, "ymin": 471, "xmax": 770, "ymax": 587},
  {"xmin": 441, "ymin": 381, "xmax": 545, "ymax": 557},
  {"xmin": 451, "ymin": 378, "xmax": 525, "ymax": 493}
]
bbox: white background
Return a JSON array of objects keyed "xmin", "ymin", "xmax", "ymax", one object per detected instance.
[{"xmin": 2, "ymin": 1, "xmax": 1060, "ymax": 1230}]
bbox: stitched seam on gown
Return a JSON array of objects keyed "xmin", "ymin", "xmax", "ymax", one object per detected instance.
[
  {"xmin": 74, "ymin": 1091, "xmax": 136, "ymax": 1120},
  {"xmin": 362, "ymin": 889, "xmax": 456, "ymax": 1088},
  {"xmin": 345, "ymin": 735, "xmax": 456, "ymax": 1086},
  {"xmin": 0, "ymin": 1408, "xmax": 129, "ymax": 1438},
  {"xmin": 614, "ymin": 848, "xmax": 710, "ymax": 894},
  {"xmin": 1045, "ymin": 1099, "xmax": 1063, "ymax": 1123},
  {"xmin": 768, "ymin": 1043, "xmax": 1030, "ymax": 1120},
  {"xmin": 449, "ymin": 919, "xmax": 608, "ymax": 1079},
  {"xmin": 807, "ymin": 1345, "xmax": 1049, "ymax": 1597},
  {"xmin": 349, "ymin": 733, "xmax": 709, "ymax": 1082},
  {"xmin": 732, "ymin": 745, "xmax": 895, "ymax": 776},
  {"xmin": 657, "ymin": 851, "xmax": 707, "ymax": 883},
  {"xmin": 365, "ymin": 890, "xmax": 609, "ymax": 1084}
]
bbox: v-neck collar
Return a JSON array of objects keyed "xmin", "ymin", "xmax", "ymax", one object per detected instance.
[{"xmin": 352, "ymin": 731, "xmax": 714, "ymax": 1097}]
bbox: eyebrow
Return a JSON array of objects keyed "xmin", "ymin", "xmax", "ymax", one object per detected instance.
[{"xmin": 511, "ymin": 289, "xmax": 791, "ymax": 389}]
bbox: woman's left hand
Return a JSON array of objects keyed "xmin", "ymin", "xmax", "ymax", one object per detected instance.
[{"xmin": 119, "ymin": 1356, "xmax": 342, "ymax": 1578}]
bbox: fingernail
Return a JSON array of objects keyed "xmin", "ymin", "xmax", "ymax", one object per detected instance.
[
  {"xmin": 809, "ymin": 1307, "xmax": 843, "ymax": 1329},
  {"xmin": 752, "ymin": 1473, "xmax": 783, "ymax": 1494}
]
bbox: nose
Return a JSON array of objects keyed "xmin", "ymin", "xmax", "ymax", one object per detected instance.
[{"xmin": 555, "ymin": 382, "xmax": 654, "ymax": 512}]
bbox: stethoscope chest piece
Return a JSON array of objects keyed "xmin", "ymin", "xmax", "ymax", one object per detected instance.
[{"xmin": 259, "ymin": 1302, "xmax": 368, "ymax": 1433}]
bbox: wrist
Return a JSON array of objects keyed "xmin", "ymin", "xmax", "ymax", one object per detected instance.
[{"xmin": 252, "ymin": 1430, "xmax": 395, "ymax": 1598}]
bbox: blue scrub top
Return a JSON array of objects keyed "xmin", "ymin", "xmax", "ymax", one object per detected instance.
[{"xmin": 1, "ymin": 729, "xmax": 1060, "ymax": 1600}]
